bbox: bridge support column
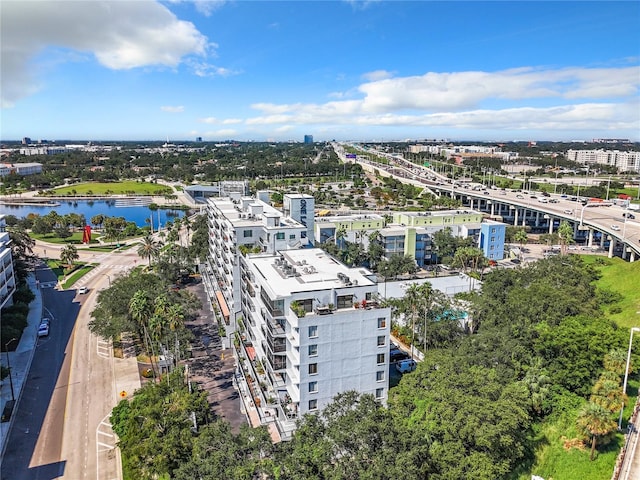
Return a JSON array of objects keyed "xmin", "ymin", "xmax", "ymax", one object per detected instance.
[
  {"xmin": 548, "ymin": 217, "xmax": 554, "ymax": 234},
  {"xmin": 534, "ymin": 211, "xmax": 540, "ymax": 227},
  {"xmin": 631, "ymin": 251, "xmax": 636, "ymax": 262},
  {"xmin": 469, "ymin": 199, "xmax": 474, "ymax": 210},
  {"xmin": 600, "ymin": 234, "xmax": 605, "ymax": 248},
  {"xmin": 588, "ymin": 228, "xmax": 594, "ymax": 247},
  {"xmin": 521, "ymin": 209, "xmax": 527, "ymax": 227},
  {"xmin": 608, "ymin": 237, "xmax": 615, "ymax": 258},
  {"xmin": 513, "ymin": 209, "xmax": 519, "ymax": 226},
  {"xmin": 490, "ymin": 203, "xmax": 495, "ymax": 216}
]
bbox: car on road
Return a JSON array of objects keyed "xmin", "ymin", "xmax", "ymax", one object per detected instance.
[
  {"xmin": 499, "ymin": 190, "xmax": 507, "ymax": 195},
  {"xmin": 40, "ymin": 317, "xmax": 50, "ymax": 326},
  {"xmin": 78, "ymin": 286, "xmax": 88, "ymax": 294},
  {"xmin": 611, "ymin": 225, "xmax": 621, "ymax": 231},
  {"xmin": 563, "ymin": 209, "xmax": 573, "ymax": 214},
  {"xmin": 516, "ymin": 194, "xmax": 524, "ymax": 199},
  {"xmin": 38, "ymin": 323, "xmax": 50, "ymax": 337},
  {"xmin": 549, "ymin": 199, "xmax": 559, "ymax": 203},
  {"xmin": 623, "ymin": 213, "xmax": 636, "ymax": 219},
  {"xmin": 396, "ymin": 359, "xmax": 417, "ymax": 373},
  {"xmin": 483, "ymin": 191, "xmax": 490, "ymax": 195}
]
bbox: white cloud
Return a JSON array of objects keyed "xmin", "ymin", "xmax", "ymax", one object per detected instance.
[
  {"xmin": 199, "ymin": 117, "xmax": 242, "ymax": 124},
  {"xmin": 242, "ymin": 65, "xmax": 639, "ymax": 135},
  {"xmin": 1, "ymin": 0, "xmax": 209, "ymax": 107},
  {"xmin": 161, "ymin": 105, "xmax": 185, "ymax": 113},
  {"xmin": 188, "ymin": 60, "xmax": 240, "ymax": 78},
  {"xmin": 168, "ymin": 0, "xmax": 226, "ymax": 17},
  {"xmin": 361, "ymin": 70, "xmax": 393, "ymax": 82}
]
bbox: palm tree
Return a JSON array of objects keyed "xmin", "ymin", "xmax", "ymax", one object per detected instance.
[
  {"xmin": 514, "ymin": 228, "xmax": 528, "ymax": 259},
  {"xmin": 60, "ymin": 244, "xmax": 79, "ymax": 269},
  {"xmin": 590, "ymin": 374, "xmax": 625, "ymax": 413},
  {"xmin": 137, "ymin": 234, "xmax": 162, "ymax": 266},
  {"xmin": 576, "ymin": 402, "xmax": 617, "ymax": 461},
  {"xmin": 557, "ymin": 220, "xmax": 574, "ymax": 255},
  {"xmin": 604, "ymin": 348, "xmax": 628, "ymax": 376},
  {"xmin": 129, "ymin": 290, "xmax": 158, "ymax": 379}
]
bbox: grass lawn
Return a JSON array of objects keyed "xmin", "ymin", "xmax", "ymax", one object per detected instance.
[
  {"xmin": 62, "ymin": 264, "xmax": 95, "ymax": 289},
  {"xmin": 580, "ymin": 256, "xmax": 640, "ymax": 329},
  {"xmin": 48, "ymin": 181, "xmax": 172, "ymax": 196},
  {"xmin": 519, "ymin": 381, "xmax": 639, "ymax": 480},
  {"xmin": 32, "ymin": 232, "xmax": 100, "ymax": 244}
]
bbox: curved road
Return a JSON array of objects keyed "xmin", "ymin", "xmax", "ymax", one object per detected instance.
[{"xmin": 2, "ymin": 247, "xmax": 140, "ymax": 479}]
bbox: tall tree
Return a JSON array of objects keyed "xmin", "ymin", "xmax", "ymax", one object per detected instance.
[
  {"xmin": 138, "ymin": 234, "xmax": 162, "ymax": 266},
  {"xmin": 60, "ymin": 244, "xmax": 79, "ymax": 268},
  {"xmin": 576, "ymin": 402, "xmax": 617, "ymax": 461}
]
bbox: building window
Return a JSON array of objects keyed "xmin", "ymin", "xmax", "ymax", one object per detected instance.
[
  {"xmin": 375, "ymin": 388, "xmax": 384, "ymax": 399},
  {"xmin": 276, "ymin": 232, "xmax": 285, "ymax": 240},
  {"xmin": 308, "ymin": 325, "xmax": 318, "ymax": 338},
  {"xmin": 243, "ymin": 230, "xmax": 253, "ymax": 238},
  {"xmin": 308, "ymin": 344, "xmax": 318, "ymax": 356},
  {"xmin": 491, "ymin": 228, "xmax": 496, "ymax": 234},
  {"xmin": 377, "ymin": 317, "xmax": 386, "ymax": 329},
  {"xmin": 289, "ymin": 234, "xmax": 296, "ymax": 239},
  {"xmin": 309, "ymin": 399, "xmax": 318, "ymax": 411},
  {"xmin": 376, "ymin": 353, "xmax": 385, "ymax": 364},
  {"xmin": 490, "ymin": 236, "xmax": 495, "ymax": 242},
  {"xmin": 376, "ymin": 371, "xmax": 385, "ymax": 382},
  {"xmin": 336, "ymin": 294, "xmax": 353, "ymax": 309},
  {"xmin": 377, "ymin": 335, "xmax": 385, "ymax": 347},
  {"xmin": 309, "ymin": 363, "xmax": 318, "ymax": 375},
  {"xmin": 308, "ymin": 381, "xmax": 318, "ymax": 393}
]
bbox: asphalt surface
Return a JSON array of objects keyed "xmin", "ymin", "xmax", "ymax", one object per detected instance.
[{"xmin": 1, "ymin": 261, "xmax": 80, "ymax": 479}]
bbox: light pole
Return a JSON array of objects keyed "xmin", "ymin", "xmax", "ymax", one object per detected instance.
[
  {"xmin": 619, "ymin": 327, "xmax": 640, "ymax": 430},
  {"xmin": 4, "ymin": 338, "xmax": 17, "ymax": 404}
]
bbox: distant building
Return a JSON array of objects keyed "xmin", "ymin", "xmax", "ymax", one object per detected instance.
[
  {"xmin": 196, "ymin": 136, "xmax": 203, "ymax": 142},
  {"xmin": 304, "ymin": 135, "xmax": 313, "ymax": 144},
  {"xmin": 478, "ymin": 220, "xmax": 506, "ymax": 261},
  {"xmin": 21, "ymin": 137, "xmax": 31, "ymax": 145},
  {"xmin": 566, "ymin": 149, "xmax": 640, "ymax": 173},
  {"xmin": 183, "ymin": 181, "xmax": 250, "ymax": 203},
  {"xmin": 0, "ymin": 162, "xmax": 43, "ymax": 177}
]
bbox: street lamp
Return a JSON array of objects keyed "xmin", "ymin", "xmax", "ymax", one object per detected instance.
[
  {"xmin": 619, "ymin": 326, "xmax": 640, "ymax": 430},
  {"xmin": 4, "ymin": 337, "xmax": 17, "ymax": 404}
]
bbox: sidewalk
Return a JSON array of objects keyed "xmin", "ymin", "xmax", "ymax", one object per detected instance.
[{"xmin": 0, "ymin": 275, "xmax": 42, "ymax": 464}]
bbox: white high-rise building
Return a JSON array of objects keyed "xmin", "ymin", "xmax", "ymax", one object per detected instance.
[
  {"xmin": 0, "ymin": 216, "xmax": 16, "ymax": 309},
  {"xmin": 239, "ymin": 248, "xmax": 390, "ymax": 440},
  {"xmin": 205, "ymin": 192, "xmax": 307, "ymax": 323}
]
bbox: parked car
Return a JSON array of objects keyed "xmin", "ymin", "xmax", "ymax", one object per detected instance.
[
  {"xmin": 611, "ymin": 225, "xmax": 621, "ymax": 231},
  {"xmin": 396, "ymin": 359, "xmax": 417, "ymax": 373},
  {"xmin": 78, "ymin": 286, "xmax": 88, "ymax": 294},
  {"xmin": 38, "ymin": 323, "xmax": 50, "ymax": 337},
  {"xmin": 390, "ymin": 349, "xmax": 410, "ymax": 362},
  {"xmin": 40, "ymin": 317, "xmax": 50, "ymax": 326}
]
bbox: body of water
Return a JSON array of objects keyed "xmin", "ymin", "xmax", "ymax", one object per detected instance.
[{"xmin": 0, "ymin": 200, "xmax": 187, "ymax": 228}]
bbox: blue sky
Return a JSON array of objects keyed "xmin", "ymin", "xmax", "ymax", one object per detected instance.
[{"xmin": 1, "ymin": 1, "xmax": 639, "ymax": 142}]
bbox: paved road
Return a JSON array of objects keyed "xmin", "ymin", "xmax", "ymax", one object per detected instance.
[{"xmin": 2, "ymin": 248, "xmax": 138, "ymax": 480}]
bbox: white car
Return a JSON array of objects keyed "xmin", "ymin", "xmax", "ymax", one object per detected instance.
[
  {"xmin": 611, "ymin": 225, "xmax": 621, "ymax": 231},
  {"xmin": 563, "ymin": 209, "xmax": 573, "ymax": 214},
  {"xmin": 38, "ymin": 323, "xmax": 50, "ymax": 337},
  {"xmin": 78, "ymin": 286, "xmax": 88, "ymax": 294}
]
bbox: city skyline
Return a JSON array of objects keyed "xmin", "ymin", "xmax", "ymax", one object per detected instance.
[{"xmin": 1, "ymin": 0, "xmax": 639, "ymax": 142}]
